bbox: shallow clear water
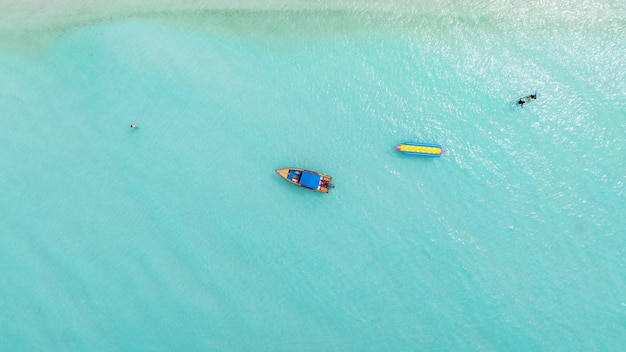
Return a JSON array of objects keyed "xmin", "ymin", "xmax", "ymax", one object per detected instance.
[{"xmin": 1, "ymin": 5, "xmax": 625, "ymax": 351}]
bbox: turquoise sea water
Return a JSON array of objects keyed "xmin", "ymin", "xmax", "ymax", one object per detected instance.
[{"xmin": 1, "ymin": 4, "xmax": 625, "ymax": 351}]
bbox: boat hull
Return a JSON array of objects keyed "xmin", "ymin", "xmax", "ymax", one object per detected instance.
[
  {"xmin": 275, "ymin": 168, "xmax": 333, "ymax": 193},
  {"xmin": 395, "ymin": 142, "xmax": 444, "ymax": 157}
]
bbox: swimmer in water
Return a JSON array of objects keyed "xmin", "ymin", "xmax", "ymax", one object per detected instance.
[{"xmin": 130, "ymin": 124, "xmax": 138, "ymax": 129}]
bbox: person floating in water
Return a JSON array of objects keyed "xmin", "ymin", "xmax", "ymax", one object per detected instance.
[
  {"xmin": 518, "ymin": 99, "xmax": 526, "ymax": 108},
  {"xmin": 530, "ymin": 94, "xmax": 537, "ymax": 100},
  {"xmin": 130, "ymin": 124, "xmax": 138, "ymax": 129}
]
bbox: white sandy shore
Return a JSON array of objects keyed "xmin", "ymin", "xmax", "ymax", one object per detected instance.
[
  {"xmin": 0, "ymin": 0, "xmax": 457, "ymax": 30},
  {"xmin": 0, "ymin": 0, "xmax": 445, "ymax": 54},
  {"xmin": 0, "ymin": 0, "xmax": 621, "ymax": 32},
  {"xmin": 0, "ymin": 0, "xmax": 341, "ymax": 29}
]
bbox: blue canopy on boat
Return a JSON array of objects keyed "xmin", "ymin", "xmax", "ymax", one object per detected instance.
[{"xmin": 299, "ymin": 171, "xmax": 321, "ymax": 189}]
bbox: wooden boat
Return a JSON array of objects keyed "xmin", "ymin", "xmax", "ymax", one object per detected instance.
[
  {"xmin": 514, "ymin": 91, "xmax": 537, "ymax": 108},
  {"xmin": 395, "ymin": 142, "xmax": 445, "ymax": 157},
  {"xmin": 275, "ymin": 168, "xmax": 333, "ymax": 193}
]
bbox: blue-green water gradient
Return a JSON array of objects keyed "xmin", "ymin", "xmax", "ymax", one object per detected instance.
[{"xmin": 1, "ymin": 9, "xmax": 625, "ymax": 351}]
